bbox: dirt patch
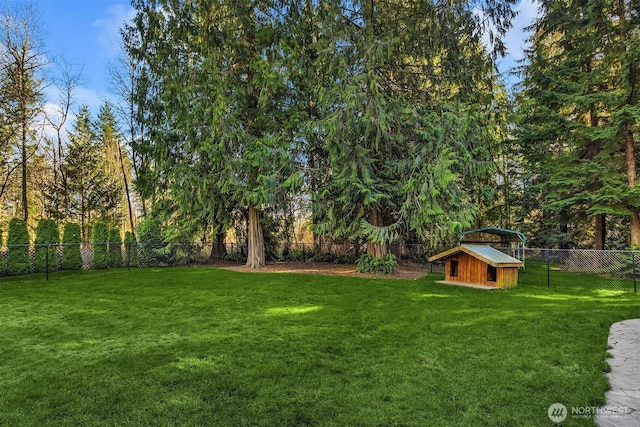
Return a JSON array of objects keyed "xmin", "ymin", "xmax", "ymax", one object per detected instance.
[{"xmin": 215, "ymin": 260, "xmax": 431, "ymax": 280}]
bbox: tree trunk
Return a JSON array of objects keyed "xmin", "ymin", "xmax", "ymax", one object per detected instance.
[
  {"xmin": 21, "ymin": 119, "xmax": 28, "ymax": 222},
  {"xmin": 246, "ymin": 204, "xmax": 265, "ymax": 268},
  {"xmin": 624, "ymin": 123, "xmax": 640, "ymax": 246},
  {"xmin": 366, "ymin": 204, "xmax": 387, "ymax": 258},
  {"xmin": 209, "ymin": 230, "xmax": 227, "ymax": 261},
  {"xmin": 594, "ymin": 214, "xmax": 606, "ymax": 250},
  {"xmin": 559, "ymin": 223, "xmax": 569, "ymax": 249},
  {"xmin": 116, "ymin": 140, "xmax": 135, "ymax": 233}
]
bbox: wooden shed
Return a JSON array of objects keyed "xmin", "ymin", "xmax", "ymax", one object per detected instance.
[{"xmin": 428, "ymin": 244, "xmax": 523, "ymax": 289}]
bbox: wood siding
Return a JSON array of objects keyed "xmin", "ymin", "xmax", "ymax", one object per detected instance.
[
  {"xmin": 497, "ymin": 267, "xmax": 519, "ymax": 289},
  {"xmin": 445, "ymin": 252, "xmax": 519, "ymax": 288}
]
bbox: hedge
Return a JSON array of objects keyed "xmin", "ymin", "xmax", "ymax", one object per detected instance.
[
  {"xmin": 108, "ymin": 227, "xmax": 122, "ymax": 268},
  {"xmin": 124, "ymin": 231, "xmax": 138, "ymax": 267},
  {"xmin": 137, "ymin": 217, "xmax": 167, "ymax": 267},
  {"xmin": 62, "ymin": 223, "xmax": 83, "ymax": 270},
  {"xmin": 7, "ymin": 218, "xmax": 30, "ymax": 275},
  {"xmin": 34, "ymin": 219, "xmax": 59, "ymax": 273},
  {"xmin": 91, "ymin": 221, "xmax": 109, "ymax": 269}
]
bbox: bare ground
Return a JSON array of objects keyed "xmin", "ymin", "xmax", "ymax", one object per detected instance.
[{"xmin": 214, "ymin": 260, "xmax": 432, "ymax": 280}]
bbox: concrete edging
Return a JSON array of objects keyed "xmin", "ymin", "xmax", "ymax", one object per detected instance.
[{"xmin": 595, "ymin": 319, "xmax": 640, "ymax": 427}]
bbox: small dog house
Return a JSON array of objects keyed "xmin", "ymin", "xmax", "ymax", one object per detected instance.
[{"xmin": 429, "ymin": 244, "xmax": 523, "ymax": 289}]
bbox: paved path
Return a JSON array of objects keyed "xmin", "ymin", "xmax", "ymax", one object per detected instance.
[{"xmin": 595, "ymin": 319, "xmax": 640, "ymax": 427}]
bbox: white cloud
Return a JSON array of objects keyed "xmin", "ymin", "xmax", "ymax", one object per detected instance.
[
  {"xmin": 92, "ymin": 3, "xmax": 136, "ymax": 58},
  {"xmin": 41, "ymin": 85, "xmax": 105, "ymax": 143},
  {"xmin": 75, "ymin": 86, "xmax": 106, "ymax": 113},
  {"xmin": 40, "ymin": 101, "xmax": 76, "ymax": 142}
]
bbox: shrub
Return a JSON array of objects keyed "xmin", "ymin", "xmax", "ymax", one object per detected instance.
[
  {"xmin": 124, "ymin": 231, "xmax": 138, "ymax": 267},
  {"xmin": 0, "ymin": 230, "xmax": 7, "ymax": 275},
  {"xmin": 7, "ymin": 218, "xmax": 31, "ymax": 275},
  {"xmin": 62, "ymin": 223, "xmax": 82, "ymax": 270},
  {"xmin": 34, "ymin": 219, "xmax": 60, "ymax": 273},
  {"xmin": 108, "ymin": 227, "xmax": 122, "ymax": 268},
  {"xmin": 137, "ymin": 217, "xmax": 167, "ymax": 267},
  {"xmin": 91, "ymin": 221, "xmax": 109, "ymax": 269},
  {"xmin": 0, "ymin": 228, "xmax": 4, "ymax": 275},
  {"xmin": 356, "ymin": 253, "xmax": 396, "ymax": 274}
]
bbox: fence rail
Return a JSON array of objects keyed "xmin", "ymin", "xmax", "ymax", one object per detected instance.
[
  {"xmin": 0, "ymin": 242, "xmax": 637, "ymax": 292},
  {"xmin": 499, "ymin": 247, "xmax": 638, "ymax": 293},
  {"xmin": 0, "ymin": 241, "xmax": 433, "ymax": 278}
]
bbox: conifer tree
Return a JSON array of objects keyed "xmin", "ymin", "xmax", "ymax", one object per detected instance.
[
  {"xmin": 62, "ymin": 222, "xmax": 82, "ymax": 270},
  {"xmin": 97, "ymin": 103, "xmax": 135, "ymax": 233},
  {"xmin": 125, "ymin": 0, "xmax": 297, "ymax": 268},
  {"xmin": 34, "ymin": 218, "xmax": 59, "ymax": 272},
  {"xmin": 55, "ymin": 106, "xmax": 121, "ymax": 239},
  {"xmin": 7, "ymin": 217, "xmax": 30, "ymax": 275},
  {"xmin": 91, "ymin": 221, "xmax": 109, "ymax": 269},
  {"xmin": 108, "ymin": 226, "xmax": 122, "ymax": 268},
  {"xmin": 0, "ymin": 2, "xmax": 47, "ymax": 222},
  {"xmin": 124, "ymin": 230, "xmax": 138, "ymax": 267},
  {"xmin": 311, "ymin": 1, "xmax": 515, "ymax": 255},
  {"xmin": 518, "ymin": 0, "xmax": 640, "ymax": 248}
]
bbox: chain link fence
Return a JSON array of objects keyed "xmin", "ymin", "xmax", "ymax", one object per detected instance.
[
  {"xmin": 499, "ymin": 247, "xmax": 638, "ymax": 293},
  {"xmin": 0, "ymin": 242, "xmax": 636, "ymax": 292},
  {"xmin": 0, "ymin": 241, "xmax": 435, "ymax": 278}
]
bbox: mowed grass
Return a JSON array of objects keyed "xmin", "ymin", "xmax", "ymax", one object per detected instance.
[{"xmin": 0, "ymin": 264, "xmax": 638, "ymax": 426}]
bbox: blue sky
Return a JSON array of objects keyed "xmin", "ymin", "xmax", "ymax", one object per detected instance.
[
  {"xmin": 35, "ymin": 0, "xmax": 135, "ymax": 112},
  {"xmin": 32, "ymin": 0, "xmax": 538, "ymax": 117}
]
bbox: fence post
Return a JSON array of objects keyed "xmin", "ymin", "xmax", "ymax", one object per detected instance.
[
  {"xmin": 45, "ymin": 244, "xmax": 49, "ymax": 281},
  {"xmin": 127, "ymin": 241, "xmax": 131, "ymax": 272},
  {"xmin": 633, "ymin": 251, "xmax": 637, "ymax": 294},
  {"xmin": 546, "ymin": 248, "xmax": 550, "ymax": 288},
  {"xmin": 302, "ymin": 243, "xmax": 306, "ymax": 263}
]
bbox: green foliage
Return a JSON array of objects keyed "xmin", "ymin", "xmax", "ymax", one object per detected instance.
[
  {"xmin": 62, "ymin": 223, "xmax": 82, "ymax": 270},
  {"xmin": 517, "ymin": 0, "xmax": 640, "ymax": 247},
  {"xmin": 0, "ymin": 228, "xmax": 4, "ymax": 274},
  {"xmin": 7, "ymin": 218, "xmax": 30, "ymax": 275},
  {"xmin": 355, "ymin": 253, "xmax": 396, "ymax": 275},
  {"xmin": 34, "ymin": 219, "xmax": 59, "ymax": 273},
  {"xmin": 124, "ymin": 0, "xmax": 296, "ymax": 266},
  {"xmin": 310, "ymin": 3, "xmax": 509, "ymax": 248},
  {"xmin": 137, "ymin": 217, "xmax": 167, "ymax": 267},
  {"xmin": 91, "ymin": 221, "xmax": 109, "ymax": 269},
  {"xmin": 108, "ymin": 227, "xmax": 122, "ymax": 268},
  {"xmin": 51, "ymin": 106, "xmax": 122, "ymax": 237},
  {"xmin": 124, "ymin": 231, "xmax": 138, "ymax": 267}
]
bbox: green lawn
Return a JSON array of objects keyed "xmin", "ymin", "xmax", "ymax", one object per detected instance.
[{"xmin": 0, "ymin": 264, "xmax": 637, "ymax": 426}]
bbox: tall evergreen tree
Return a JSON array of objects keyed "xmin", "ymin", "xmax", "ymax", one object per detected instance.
[
  {"xmin": 125, "ymin": 0, "xmax": 297, "ymax": 268},
  {"xmin": 518, "ymin": 0, "xmax": 640, "ymax": 248},
  {"xmin": 0, "ymin": 2, "xmax": 47, "ymax": 222},
  {"xmin": 55, "ymin": 106, "xmax": 121, "ymax": 240},
  {"xmin": 311, "ymin": 0, "xmax": 515, "ymax": 255},
  {"xmin": 96, "ymin": 103, "xmax": 135, "ymax": 233}
]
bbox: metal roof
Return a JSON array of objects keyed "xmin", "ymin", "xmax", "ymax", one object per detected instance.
[
  {"xmin": 458, "ymin": 227, "xmax": 526, "ymax": 245},
  {"xmin": 428, "ymin": 244, "xmax": 523, "ymax": 267}
]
